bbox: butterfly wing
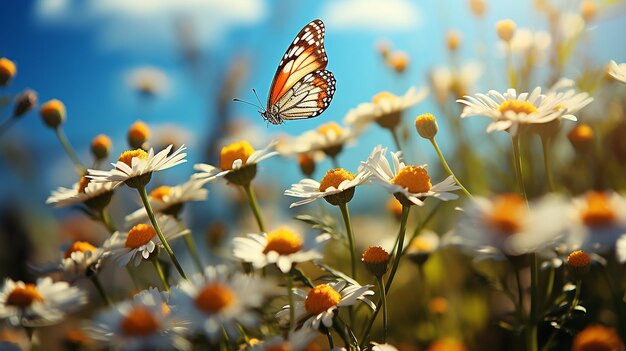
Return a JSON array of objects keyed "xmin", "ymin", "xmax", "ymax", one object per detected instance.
[
  {"xmin": 274, "ymin": 70, "xmax": 336, "ymax": 120},
  {"xmin": 267, "ymin": 19, "xmax": 328, "ymax": 107}
]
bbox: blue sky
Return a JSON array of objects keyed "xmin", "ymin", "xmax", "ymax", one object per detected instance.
[{"xmin": 1, "ymin": 0, "xmax": 625, "ymax": 206}]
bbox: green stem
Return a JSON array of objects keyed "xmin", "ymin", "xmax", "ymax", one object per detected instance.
[
  {"xmin": 151, "ymin": 256, "xmax": 170, "ymax": 291},
  {"xmin": 506, "ymin": 43, "xmax": 517, "ymax": 90},
  {"xmin": 338, "ymin": 203, "xmax": 357, "ymax": 281},
  {"xmin": 528, "ymin": 253, "xmax": 539, "ymax": 351},
  {"xmin": 137, "ymin": 185, "xmax": 187, "ymax": 280},
  {"xmin": 515, "ymin": 266, "xmax": 524, "ymax": 322},
  {"xmin": 236, "ymin": 324, "xmax": 250, "ymax": 345},
  {"xmin": 0, "ymin": 116, "xmax": 16, "ymax": 136},
  {"xmin": 287, "ymin": 273, "xmax": 295, "ymax": 330},
  {"xmin": 243, "ymin": 183, "xmax": 265, "ymax": 233},
  {"xmin": 90, "ymin": 275, "xmax": 112, "ymax": 306},
  {"xmin": 430, "ymin": 138, "xmax": 473, "ymax": 198},
  {"xmin": 100, "ymin": 209, "xmax": 116, "ymax": 233},
  {"xmin": 326, "ymin": 330, "xmax": 335, "ymax": 349},
  {"xmin": 390, "ymin": 128, "xmax": 402, "ymax": 152},
  {"xmin": 330, "ymin": 155, "xmax": 340, "ymax": 169},
  {"xmin": 183, "ymin": 233, "xmax": 204, "ymax": 273},
  {"xmin": 54, "ymin": 126, "xmax": 86, "ymax": 175},
  {"xmin": 541, "ymin": 136, "xmax": 556, "ymax": 192},
  {"xmin": 541, "ymin": 280, "xmax": 582, "ymax": 351},
  {"xmin": 376, "ymin": 275, "xmax": 388, "ymax": 342},
  {"xmin": 512, "ymin": 135, "xmax": 528, "ymax": 202}
]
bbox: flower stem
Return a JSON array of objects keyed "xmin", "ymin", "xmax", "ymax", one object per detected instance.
[
  {"xmin": 99, "ymin": 209, "xmax": 116, "ymax": 233},
  {"xmin": 528, "ymin": 253, "xmax": 539, "ymax": 351},
  {"xmin": 376, "ymin": 275, "xmax": 388, "ymax": 342},
  {"xmin": 390, "ymin": 128, "xmax": 402, "ymax": 152},
  {"xmin": 90, "ymin": 275, "xmax": 113, "ymax": 306},
  {"xmin": 151, "ymin": 256, "xmax": 170, "ymax": 292},
  {"xmin": 541, "ymin": 280, "xmax": 582, "ymax": 351},
  {"xmin": 287, "ymin": 273, "xmax": 295, "ymax": 330},
  {"xmin": 338, "ymin": 203, "xmax": 357, "ymax": 281},
  {"xmin": 0, "ymin": 116, "xmax": 16, "ymax": 136},
  {"xmin": 430, "ymin": 138, "xmax": 473, "ymax": 198},
  {"xmin": 243, "ymin": 183, "xmax": 265, "ymax": 233},
  {"xmin": 54, "ymin": 126, "xmax": 86, "ymax": 175},
  {"xmin": 512, "ymin": 135, "xmax": 528, "ymax": 202},
  {"xmin": 326, "ymin": 330, "xmax": 335, "ymax": 349},
  {"xmin": 183, "ymin": 231, "xmax": 204, "ymax": 273},
  {"xmin": 137, "ymin": 185, "xmax": 187, "ymax": 280},
  {"xmin": 331, "ymin": 155, "xmax": 340, "ymax": 169},
  {"xmin": 506, "ymin": 43, "xmax": 517, "ymax": 90},
  {"xmin": 540, "ymin": 136, "xmax": 556, "ymax": 192}
]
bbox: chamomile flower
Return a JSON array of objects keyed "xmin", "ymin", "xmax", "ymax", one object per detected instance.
[
  {"xmin": 0, "ymin": 277, "xmax": 87, "ymax": 327},
  {"xmin": 87, "ymin": 288, "xmax": 190, "ymax": 351},
  {"xmin": 248, "ymin": 328, "xmax": 319, "ymax": 351},
  {"xmin": 192, "ymin": 140, "xmax": 277, "ymax": 186},
  {"xmin": 371, "ymin": 343, "xmax": 399, "ymax": 351},
  {"xmin": 362, "ymin": 145, "xmax": 460, "ymax": 206},
  {"xmin": 282, "ymin": 122, "xmax": 359, "ymax": 159},
  {"xmin": 46, "ymin": 176, "xmax": 115, "ymax": 211},
  {"xmin": 169, "ymin": 265, "xmax": 275, "ymax": 341},
  {"xmin": 87, "ymin": 144, "xmax": 187, "ymax": 189},
  {"xmin": 406, "ymin": 230, "xmax": 441, "ymax": 265},
  {"xmin": 59, "ymin": 241, "xmax": 107, "ymax": 282},
  {"xmin": 125, "ymin": 177, "xmax": 208, "ymax": 225},
  {"xmin": 457, "ymin": 85, "xmax": 591, "ymax": 135},
  {"xmin": 609, "ymin": 60, "xmax": 626, "ymax": 84},
  {"xmin": 285, "ymin": 166, "xmax": 370, "ymax": 207},
  {"xmin": 277, "ymin": 281, "xmax": 375, "ymax": 330},
  {"xmin": 617, "ymin": 234, "xmax": 626, "ymax": 263},
  {"xmin": 232, "ymin": 227, "xmax": 331, "ymax": 273},
  {"xmin": 344, "ymin": 87, "xmax": 429, "ymax": 132},
  {"xmin": 104, "ymin": 216, "xmax": 189, "ymax": 267}
]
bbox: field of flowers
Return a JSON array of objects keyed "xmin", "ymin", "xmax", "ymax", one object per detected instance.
[{"xmin": 1, "ymin": 0, "xmax": 626, "ymax": 350}]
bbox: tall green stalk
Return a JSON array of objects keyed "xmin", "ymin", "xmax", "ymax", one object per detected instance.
[{"xmin": 243, "ymin": 183, "xmax": 265, "ymax": 233}]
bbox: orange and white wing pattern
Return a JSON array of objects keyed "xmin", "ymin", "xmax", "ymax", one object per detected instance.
[
  {"xmin": 272, "ymin": 70, "xmax": 336, "ymax": 120},
  {"xmin": 267, "ymin": 19, "xmax": 329, "ymax": 107}
]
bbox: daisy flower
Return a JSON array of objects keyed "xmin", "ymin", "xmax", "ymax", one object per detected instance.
[
  {"xmin": 87, "ymin": 144, "xmax": 187, "ymax": 189},
  {"xmin": 87, "ymin": 288, "xmax": 190, "ymax": 351},
  {"xmin": 609, "ymin": 60, "xmax": 626, "ymax": 84},
  {"xmin": 617, "ymin": 234, "xmax": 626, "ymax": 263},
  {"xmin": 232, "ymin": 227, "xmax": 331, "ymax": 273},
  {"xmin": 344, "ymin": 87, "xmax": 429, "ymax": 132},
  {"xmin": 406, "ymin": 230, "xmax": 441, "ymax": 265},
  {"xmin": 362, "ymin": 145, "xmax": 460, "ymax": 206},
  {"xmin": 248, "ymin": 328, "xmax": 319, "ymax": 351},
  {"xmin": 104, "ymin": 216, "xmax": 189, "ymax": 267},
  {"xmin": 125, "ymin": 177, "xmax": 208, "ymax": 225},
  {"xmin": 371, "ymin": 343, "xmax": 399, "ymax": 351},
  {"xmin": 169, "ymin": 265, "xmax": 275, "ymax": 341},
  {"xmin": 276, "ymin": 281, "xmax": 375, "ymax": 330},
  {"xmin": 279, "ymin": 122, "xmax": 360, "ymax": 160},
  {"xmin": 46, "ymin": 176, "xmax": 115, "ymax": 211},
  {"xmin": 285, "ymin": 166, "xmax": 370, "ymax": 207},
  {"xmin": 457, "ymin": 85, "xmax": 591, "ymax": 135},
  {"xmin": 0, "ymin": 277, "xmax": 87, "ymax": 327},
  {"xmin": 59, "ymin": 241, "xmax": 107, "ymax": 282},
  {"xmin": 192, "ymin": 140, "xmax": 277, "ymax": 186}
]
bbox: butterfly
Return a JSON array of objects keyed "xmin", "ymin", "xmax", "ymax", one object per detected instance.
[{"xmin": 235, "ymin": 19, "xmax": 336, "ymax": 125}]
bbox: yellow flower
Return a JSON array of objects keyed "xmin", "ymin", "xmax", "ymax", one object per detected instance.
[
  {"xmin": 496, "ymin": 19, "xmax": 517, "ymax": 42},
  {"xmin": 127, "ymin": 120, "xmax": 150, "ymax": 149},
  {"xmin": 40, "ymin": 99, "xmax": 66, "ymax": 128},
  {"xmin": 0, "ymin": 57, "xmax": 17, "ymax": 86}
]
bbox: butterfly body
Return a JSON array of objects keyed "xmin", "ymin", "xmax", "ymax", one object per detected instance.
[{"xmin": 260, "ymin": 19, "xmax": 336, "ymax": 125}]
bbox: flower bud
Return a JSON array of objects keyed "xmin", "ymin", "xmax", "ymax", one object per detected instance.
[
  {"xmin": 468, "ymin": 0, "xmax": 486, "ymax": 17},
  {"xmin": 91, "ymin": 134, "xmax": 112, "ymax": 160},
  {"xmin": 415, "ymin": 113, "xmax": 439, "ymax": 140},
  {"xmin": 387, "ymin": 52, "xmax": 409, "ymax": 73},
  {"xmin": 496, "ymin": 19, "xmax": 517, "ymax": 42},
  {"xmin": 39, "ymin": 99, "xmax": 66, "ymax": 128},
  {"xmin": 447, "ymin": 31, "xmax": 461, "ymax": 51},
  {"xmin": 0, "ymin": 58, "xmax": 16, "ymax": 86},
  {"xmin": 567, "ymin": 124, "xmax": 593, "ymax": 153},
  {"xmin": 298, "ymin": 153, "xmax": 316, "ymax": 177},
  {"xmin": 127, "ymin": 120, "xmax": 150, "ymax": 149},
  {"xmin": 361, "ymin": 246, "xmax": 390, "ymax": 277},
  {"xmin": 13, "ymin": 89, "xmax": 37, "ymax": 118},
  {"xmin": 580, "ymin": 0, "xmax": 597, "ymax": 22},
  {"xmin": 567, "ymin": 250, "xmax": 591, "ymax": 278}
]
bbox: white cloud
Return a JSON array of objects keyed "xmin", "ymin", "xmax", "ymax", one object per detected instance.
[
  {"xmin": 33, "ymin": 0, "xmax": 266, "ymax": 52},
  {"xmin": 322, "ymin": 0, "xmax": 421, "ymax": 31}
]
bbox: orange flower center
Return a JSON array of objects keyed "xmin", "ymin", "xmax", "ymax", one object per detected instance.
[
  {"xmin": 149, "ymin": 186, "xmax": 171, "ymax": 201},
  {"xmin": 319, "ymin": 168, "xmax": 355, "ymax": 192},
  {"xmin": 567, "ymin": 250, "xmax": 591, "ymax": 268},
  {"xmin": 362, "ymin": 246, "xmax": 390, "ymax": 264},
  {"xmin": 304, "ymin": 284, "xmax": 341, "ymax": 315},
  {"xmin": 64, "ymin": 241, "xmax": 96, "ymax": 259},
  {"xmin": 125, "ymin": 224, "xmax": 156, "ymax": 249},
  {"xmin": 118, "ymin": 149, "xmax": 148, "ymax": 168},
  {"xmin": 317, "ymin": 122, "xmax": 344, "ymax": 136},
  {"xmin": 128, "ymin": 121, "xmax": 150, "ymax": 143},
  {"xmin": 428, "ymin": 297, "xmax": 449, "ymax": 314},
  {"xmin": 486, "ymin": 194, "xmax": 526, "ymax": 235},
  {"xmin": 267, "ymin": 343, "xmax": 294, "ymax": 351},
  {"xmin": 120, "ymin": 307, "xmax": 160, "ymax": 337},
  {"xmin": 409, "ymin": 237, "xmax": 436, "ymax": 253},
  {"xmin": 6, "ymin": 284, "xmax": 44, "ymax": 308},
  {"xmin": 78, "ymin": 176, "xmax": 91, "ymax": 194},
  {"xmin": 263, "ymin": 227, "xmax": 303, "ymax": 255},
  {"xmin": 386, "ymin": 197, "xmax": 403, "ymax": 217},
  {"xmin": 372, "ymin": 91, "xmax": 400, "ymax": 104},
  {"xmin": 568, "ymin": 124, "xmax": 593, "ymax": 145},
  {"xmin": 498, "ymin": 100, "xmax": 538, "ymax": 115},
  {"xmin": 392, "ymin": 166, "xmax": 432, "ymax": 194},
  {"xmin": 572, "ymin": 324, "xmax": 624, "ymax": 351},
  {"xmin": 580, "ymin": 192, "xmax": 616, "ymax": 228},
  {"xmin": 195, "ymin": 283, "xmax": 236, "ymax": 314},
  {"xmin": 220, "ymin": 141, "xmax": 254, "ymax": 171},
  {"xmin": 91, "ymin": 134, "xmax": 112, "ymax": 152}
]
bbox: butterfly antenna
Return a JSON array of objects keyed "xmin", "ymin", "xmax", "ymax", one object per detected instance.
[
  {"xmin": 252, "ymin": 89, "xmax": 265, "ymax": 112},
  {"xmin": 233, "ymin": 98, "xmax": 261, "ymax": 109}
]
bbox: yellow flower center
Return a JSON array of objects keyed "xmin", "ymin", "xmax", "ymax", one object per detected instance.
[
  {"xmin": 125, "ymin": 224, "xmax": 156, "ymax": 249},
  {"xmin": 64, "ymin": 241, "xmax": 96, "ymax": 259},
  {"xmin": 120, "ymin": 307, "xmax": 160, "ymax": 337},
  {"xmin": 362, "ymin": 246, "xmax": 390, "ymax": 264},
  {"xmin": 387, "ymin": 52, "xmax": 409, "ymax": 73},
  {"xmin": 161, "ymin": 302, "xmax": 171, "ymax": 316},
  {"xmin": 568, "ymin": 124, "xmax": 593, "ymax": 145},
  {"xmin": 372, "ymin": 91, "xmax": 400, "ymax": 104},
  {"xmin": 486, "ymin": 194, "xmax": 526, "ymax": 235},
  {"xmin": 149, "ymin": 186, "xmax": 171, "ymax": 201},
  {"xmin": 427, "ymin": 339, "xmax": 468, "ymax": 351},
  {"xmin": 567, "ymin": 250, "xmax": 591, "ymax": 269},
  {"xmin": 128, "ymin": 121, "xmax": 150, "ymax": 144},
  {"xmin": 317, "ymin": 122, "xmax": 344, "ymax": 136},
  {"xmin": 0, "ymin": 58, "xmax": 17, "ymax": 78},
  {"xmin": 78, "ymin": 176, "xmax": 91, "ymax": 194},
  {"xmin": 386, "ymin": 197, "xmax": 403, "ymax": 217},
  {"xmin": 580, "ymin": 192, "xmax": 616, "ymax": 228},
  {"xmin": 498, "ymin": 100, "xmax": 538, "ymax": 115},
  {"xmin": 572, "ymin": 325, "xmax": 624, "ymax": 351},
  {"xmin": 263, "ymin": 227, "xmax": 303, "ymax": 255},
  {"xmin": 298, "ymin": 153, "xmax": 316, "ymax": 176},
  {"xmin": 220, "ymin": 141, "xmax": 254, "ymax": 171},
  {"xmin": 266, "ymin": 343, "xmax": 294, "ymax": 351},
  {"xmin": 305, "ymin": 284, "xmax": 341, "ymax": 315},
  {"xmin": 6, "ymin": 284, "xmax": 44, "ymax": 308},
  {"xmin": 319, "ymin": 168, "xmax": 355, "ymax": 192},
  {"xmin": 91, "ymin": 134, "xmax": 112, "ymax": 153},
  {"xmin": 391, "ymin": 166, "xmax": 432, "ymax": 194},
  {"xmin": 409, "ymin": 237, "xmax": 435, "ymax": 252},
  {"xmin": 195, "ymin": 283, "xmax": 236, "ymax": 314},
  {"xmin": 118, "ymin": 149, "xmax": 148, "ymax": 168}
]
